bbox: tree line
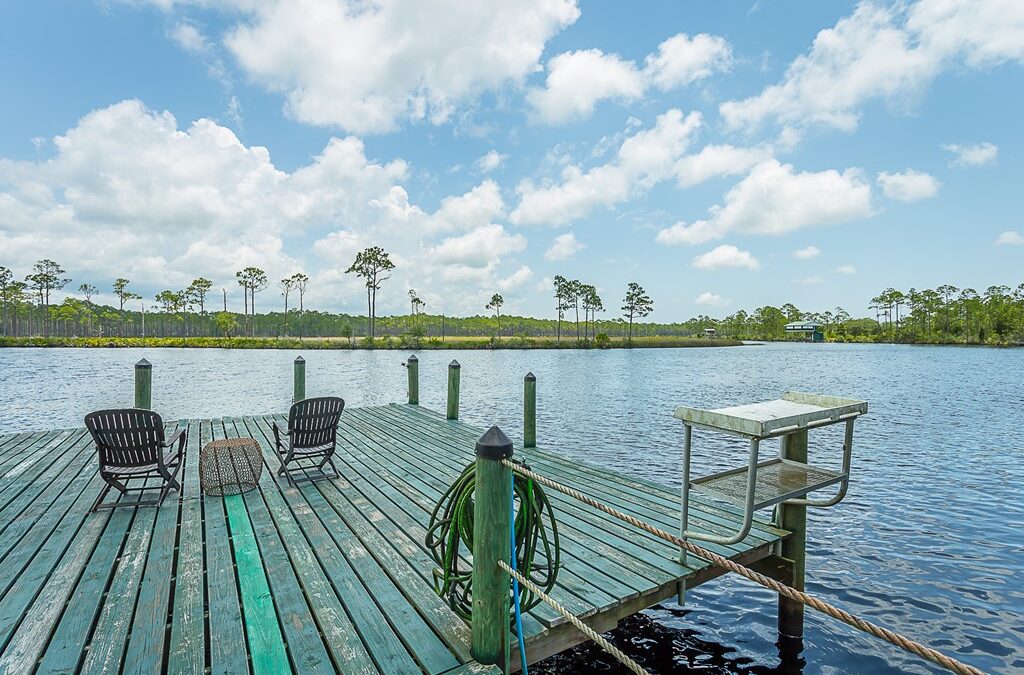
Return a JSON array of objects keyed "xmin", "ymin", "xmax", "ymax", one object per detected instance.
[{"xmin": 2, "ymin": 256, "xmax": 1022, "ymax": 345}]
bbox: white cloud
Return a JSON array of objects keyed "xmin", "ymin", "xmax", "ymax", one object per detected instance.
[
  {"xmin": 995, "ymin": 231, "xmax": 1024, "ymax": 245},
  {"xmin": 793, "ymin": 245, "xmax": 821, "ymax": 259},
  {"xmin": 498, "ymin": 265, "xmax": 533, "ymax": 290},
  {"xmin": 158, "ymin": 0, "xmax": 580, "ymax": 133},
  {"xmin": 674, "ymin": 144, "xmax": 772, "ymax": 188},
  {"xmin": 836, "ymin": 264, "xmax": 857, "ymax": 274},
  {"xmin": 645, "ymin": 32, "xmax": 733, "ymax": 90},
  {"xmin": 720, "ymin": 0, "xmax": 1024, "ymax": 134},
  {"xmin": 169, "ymin": 21, "xmax": 209, "ymax": 54},
  {"xmin": 476, "ymin": 150, "xmax": 507, "ymax": 173},
  {"xmin": 695, "ymin": 291, "xmax": 730, "ymax": 307},
  {"xmin": 797, "ymin": 275, "xmax": 824, "ymax": 285},
  {"xmin": 428, "ymin": 224, "xmax": 526, "ymax": 267},
  {"xmin": 527, "ymin": 50, "xmax": 645, "ymax": 124},
  {"xmin": 528, "ymin": 32, "xmax": 731, "ymax": 124},
  {"xmin": 512, "ymin": 108, "xmax": 702, "ymax": 225},
  {"xmin": 692, "ymin": 245, "xmax": 761, "ymax": 271},
  {"xmin": 656, "ymin": 159, "xmax": 873, "ymax": 245},
  {"xmin": 429, "ymin": 180, "xmax": 506, "ymax": 232},
  {"xmin": 0, "ymin": 99, "xmax": 528, "ymax": 314},
  {"xmin": 942, "ymin": 142, "xmax": 998, "ymax": 167},
  {"xmin": 544, "ymin": 232, "xmax": 585, "ymax": 260},
  {"xmin": 877, "ymin": 169, "xmax": 940, "ymax": 201}
]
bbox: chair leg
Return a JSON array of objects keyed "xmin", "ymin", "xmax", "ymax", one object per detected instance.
[{"xmin": 90, "ymin": 482, "xmax": 112, "ymax": 513}]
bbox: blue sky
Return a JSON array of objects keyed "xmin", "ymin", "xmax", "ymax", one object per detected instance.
[{"xmin": 1, "ymin": 0, "xmax": 1021, "ymax": 320}]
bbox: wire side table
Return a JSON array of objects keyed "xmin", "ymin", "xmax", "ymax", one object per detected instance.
[{"xmin": 200, "ymin": 438, "xmax": 264, "ymax": 496}]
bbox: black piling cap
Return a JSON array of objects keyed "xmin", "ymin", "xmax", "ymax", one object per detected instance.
[
  {"xmin": 476, "ymin": 425, "xmax": 514, "ymax": 460},
  {"xmin": 294, "ymin": 355, "xmax": 305, "ymax": 363},
  {"xmin": 135, "ymin": 358, "xmax": 152, "ymax": 369},
  {"xmin": 449, "ymin": 359, "xmax": 460, "ymax": 369},
  {"xmin": 525, "ymin": 371, "xmax": 536, "ymax": 382},
  {"xmin": 407, "ymin": 354, "xmax": 418, "ymax": 362}
]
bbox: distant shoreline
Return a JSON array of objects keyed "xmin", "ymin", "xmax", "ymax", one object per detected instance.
[{"xmin": 0, "ymin": 336, "xmax": 745, "ymax": 350}]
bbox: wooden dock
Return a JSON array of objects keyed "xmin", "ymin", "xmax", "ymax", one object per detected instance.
[{"xmin": 0, "ymin": 403, "xmax": 788, "ymax": 674}]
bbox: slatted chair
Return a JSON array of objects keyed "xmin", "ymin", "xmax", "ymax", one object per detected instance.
[
  {"xmin": 272, "ymin": 396, "xmax": 345, "ymax": 485},
  {"xmin": 85, "ymin": 408, "xmax": 186, "ymax": 511}
]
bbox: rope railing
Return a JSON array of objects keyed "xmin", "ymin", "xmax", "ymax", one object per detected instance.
[
  {"xmin": 502, "ymin": 459, "xmax": 985, "ymax": 675},
  {"xmin": 498, "ymin": 560, "xmax": 651, "ymax": 675}
]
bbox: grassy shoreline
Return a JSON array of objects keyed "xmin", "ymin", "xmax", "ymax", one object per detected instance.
[{"xmin": 0, "ymin": 335, "xmax": 744, "ymax": 350}]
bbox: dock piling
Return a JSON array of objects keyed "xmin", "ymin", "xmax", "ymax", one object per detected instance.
[
  {"xmin": 446, "ymin": 360, "xmax": 460, "ymax": 420},
  {"xmin": 471, "ymin": 426, "xmax": 513, "ymax": 665},
  {"xmin": 524, "ymin": 372, "xmax": 536, "ymax": 448},
  {"xmin": 293, "ymin": 356, "xmax": 306, "ymax": 402},
  {"xmin": 134, "ymin": 358, "xmax": 152, "ymax": 410},
  {"xmin": 407, "ymin": 354, "xmax": 419, "ymax": 405},
  {"xmin": 777, "ymin": 429, "xmax": 808, "ymax": 640}
]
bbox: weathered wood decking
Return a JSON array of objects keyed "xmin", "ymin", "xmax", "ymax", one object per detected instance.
[{"xmin": 0, "ymin": 403, "xmax": 788, "ymax": 674}]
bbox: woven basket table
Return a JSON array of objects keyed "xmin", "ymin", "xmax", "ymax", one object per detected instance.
[{"xmin": 200, "ymin": 438, "xmax": 264, "ymax": 496}]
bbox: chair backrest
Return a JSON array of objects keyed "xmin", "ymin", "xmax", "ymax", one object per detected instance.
[
  {"xmin": 85, "ymin": 408, "xmax": 166, "ymax": 468},
  {"xmin": 288, "ymin": 397, "xmax": 345, "ymax": 450}
]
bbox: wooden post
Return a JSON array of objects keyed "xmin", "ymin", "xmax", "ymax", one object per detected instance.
[
  {"xmin": 471, "ymin": 426, "xmax": 513, "ymax": 665},
  {"xmin": 778, "ymin": 429, "xmax": 808, "ymax": 639},
  {"xmin": 523, "ymin": 372, "xmax": 536, "ymax": 448},
  {"xmin": 293, "ymin": 356, "xmax": 306, "ymax": 402},
  {"xmin": 407, "ymin": 354, "xmax": 419, "ymax": 405},
  {"xmin": 134, "ymin": 358, "xmax": 152, "ymax": 410},
  {"xmin": 446, "ymin": 360, "xmax": 460, "ymax": 420}
]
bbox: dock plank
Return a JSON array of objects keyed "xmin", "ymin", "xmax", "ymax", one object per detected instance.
[{"xmin": 0, "ymin": 405, "xmax": 789, "ymax": 674}]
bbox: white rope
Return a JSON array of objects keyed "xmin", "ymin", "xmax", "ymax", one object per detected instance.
[
  {"xmin": 503, "ymin": 460, "xmax": 985, "ymax": 675},
  {"xmin": 498, "ymin": 560, "xmax": 650, "ymax": 675}
]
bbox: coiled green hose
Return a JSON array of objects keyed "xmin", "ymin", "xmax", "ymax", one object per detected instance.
[{"xmin": 425, "ymin": 460, "xmax": 560, "ymax": 620}]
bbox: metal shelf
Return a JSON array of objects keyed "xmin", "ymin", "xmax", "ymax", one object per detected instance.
[{"xmin": 691, "ymin": 458, "xmax": 846, "ymax": 511}]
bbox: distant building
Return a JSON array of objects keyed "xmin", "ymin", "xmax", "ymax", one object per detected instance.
[
  {"xmin": 703, "ymin": 327, "xmax": 717, "ymax": 337},
  {"xmin": 784, "ymin": 321, "xmax": 825, "ymax": 342}
]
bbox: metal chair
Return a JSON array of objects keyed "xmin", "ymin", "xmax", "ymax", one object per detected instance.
[
  {"xmin": 85, "ymin": 408, "xmax": 185, "ymax": 511},
  {"xmin": 272, "ymin": 396, "xmax": 345, "ymax": 485}
]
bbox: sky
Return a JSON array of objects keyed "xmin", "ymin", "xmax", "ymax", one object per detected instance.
[{"xmin": 1, "ymin": 0, "xmax": 1022, "ymax": 321}]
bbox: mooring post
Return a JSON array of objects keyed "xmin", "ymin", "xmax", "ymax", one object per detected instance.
[
  {"xmin": 523, "ymin": 372, "xmax": 536, "ymax": 448},
  {"xmin": 407, "ymin": 354, "xmax": 419, "ymax": 405},
  {"xmin": 446, "ymin": 360, "xmax": 461, "ymax": 420},
  {"xmin": 778, "ymin": 429, "xmax": 808, "ymax": 639},
  {"xmin": 293, "ymin": 356, "xmax": 306, "ymax": 402},
  {"xmin": 134, "ymin": 358, "xmax": 152, "ymax": 410},
  {"xmin": 471, "ymin": 426, "xmax": 513, "ymax": 665}
]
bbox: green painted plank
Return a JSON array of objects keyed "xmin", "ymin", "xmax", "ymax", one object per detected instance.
[
  {"xmin": 441, "ymin": 660, "xmax": 504, "ymax": 674},
  {"xmin": 227, "ymin": 418, "xmax": 422, "ymax": 675},
  {"xmin": 35, "ymin": 507, "xmax": 136, "ymax": 674},
  {"xmin": 167, "ymin": 420, "xmax": 207, "ymax": 675},
  {"xmin": 200, "ymin": 420, "xmax": 251, "ymax": 675},
  {"xmin": 123, "ymin": 421, "xmax": 186, "ymax": 673},
  {"xmin": 219, "ymin": 418, "xmax": 336, "ymax": 675},
  {"xmin": 227, "ymin": 419, "xmax": 378, "ymax": 675},
  {"xmin": 224, "ymin": 493, "xmax": 291, "ymax": 675},
  {"xmin": 0, "ymin": 429, "xmax": 71, "ymax": 480},
  {"xmin": 241, "ymin": 417, "xmax": 477, "ymax": 663}
]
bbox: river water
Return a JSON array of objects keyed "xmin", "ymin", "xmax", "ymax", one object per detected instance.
[{"xmin": 0, "ymin": 343, "xmax": 1021, "ymax": 674}]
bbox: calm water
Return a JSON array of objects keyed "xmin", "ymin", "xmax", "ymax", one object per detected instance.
[{"xmin": 1, "ymin": 344, "xmax": 1022, "ymax": 674}]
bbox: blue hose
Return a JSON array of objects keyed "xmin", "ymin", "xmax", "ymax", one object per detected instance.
[{"xmin": 510, "ymin": 472, "xmax": 528, "ymax": 674}]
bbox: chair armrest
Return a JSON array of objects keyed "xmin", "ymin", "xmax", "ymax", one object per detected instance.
[
  {"xmin": 163, "ymin": 428, "xmax": 186, "ymax": 457},
  {"xmin": 271, "ymin": 422, "xmax": 290, "ymax": 448}
]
